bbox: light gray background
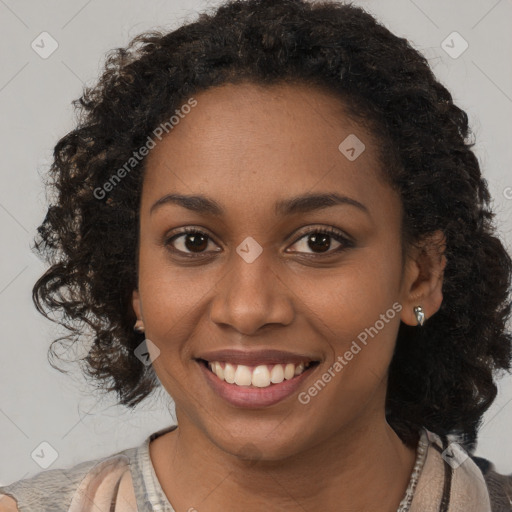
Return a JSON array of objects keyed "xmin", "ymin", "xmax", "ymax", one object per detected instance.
[{"xmin": 1, "ymin": 0, "xmax": 511, "ymax": 485}]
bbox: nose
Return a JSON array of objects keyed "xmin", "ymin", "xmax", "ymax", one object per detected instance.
[{"xmin": 209, "ymin": 247, "xmax": 295, "ymax": 336}]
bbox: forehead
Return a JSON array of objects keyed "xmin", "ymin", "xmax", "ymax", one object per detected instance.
[{"xmin": 141, "ymin": 81, "xmax": 392, "ymax": 217}]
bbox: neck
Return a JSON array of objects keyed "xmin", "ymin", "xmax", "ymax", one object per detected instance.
[{"xmin": 150, "ymin": 411, "xmax": 417, "ymax": 511}]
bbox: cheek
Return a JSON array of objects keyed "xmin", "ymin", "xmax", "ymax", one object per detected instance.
[
  {"xmin": 137, "ymin": 240, "xmax": 210, "ymax": 321},
  {"xmin": 136, "ymin": 247, "xmax": 203, "ymax": 366},
  {"xmin": 297, "ymin": 274, "xmax": 401, "ymax": 420},
  {"xmin": 297, "ymin": 243, "xmax": 402, "ymax": 332}
]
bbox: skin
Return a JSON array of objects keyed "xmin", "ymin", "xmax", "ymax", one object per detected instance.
[{"xmin": 131, "ymin": 81, "xmax": 446, "ymax": 512}]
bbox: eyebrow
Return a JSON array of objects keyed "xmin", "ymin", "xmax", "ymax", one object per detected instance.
[{"xmin": 149, "ymin": 192, "xmax": 369, "ymax": 217}]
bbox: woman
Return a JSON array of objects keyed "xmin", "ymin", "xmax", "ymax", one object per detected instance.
[{"xmin": 1, "ymin": 0, "xmax": 511, "ymax": 510}]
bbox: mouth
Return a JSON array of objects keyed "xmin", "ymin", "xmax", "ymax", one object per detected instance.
[{"xmin": 195, "ymin": 354, "xmax": 321, "ymax": 408}]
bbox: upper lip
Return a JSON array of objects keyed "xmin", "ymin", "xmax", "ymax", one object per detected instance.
[{"xmin": 196, "ymin": 349, "xmax": 321, "ymax": 366}]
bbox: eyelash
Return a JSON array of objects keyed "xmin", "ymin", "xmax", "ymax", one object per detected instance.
[{"xmin": 164, "ymin": 225, "xmax": 354, "ymax": 258}]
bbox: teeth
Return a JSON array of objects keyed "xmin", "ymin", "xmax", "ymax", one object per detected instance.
[
  {"xmin": 252, "ymin": 365, "xmax": 270, "ymax": 387},
  {"xmin": 284, "ymin": 363, "xmax": 295, "ymax": 380},
  {"xmin": 270, "ymin": 364, "xmax": 284, "ymax": 383},
  {"xmin": 207, "ymin": 361, "xmax": 312, "ymax": 388},
  {"xmin": 294, "ymin": 363, "xmax": 305, "ymax": 376},
  {"xmin": 234, "ymin": 365, "xmax": 252, "ymax": 386},
  {"xmin": 213, "ymin": 362, "xmax": 224, "ymax": 380},
  {"xmin": 224, "ymin": 363, "xmax": 236, "ymax": 384}
]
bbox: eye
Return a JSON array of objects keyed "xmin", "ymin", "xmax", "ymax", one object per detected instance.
[
  {"xmin": 164, "ymin": 225, "xmax": 353, "ymax": 258},
  {"xmin": 287, "ymin": 226, "xmax": 353, "ymax": 255},
  {"xmin": 165, "ymin": 227, "xmax": 220, "ymax": 257}
]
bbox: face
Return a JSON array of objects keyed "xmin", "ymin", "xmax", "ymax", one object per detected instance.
[{"xmin": 132, "ymin": 81, "xmax": 425, "ymax": 460}]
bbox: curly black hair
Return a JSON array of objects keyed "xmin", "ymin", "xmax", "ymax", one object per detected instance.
[{"xmin": 32, "ymin": 0, "xmax": 512, "ymax": 449}]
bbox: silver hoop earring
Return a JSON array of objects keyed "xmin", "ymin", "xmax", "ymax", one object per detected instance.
[{"xmin": 413, "ymin": 306, "xmax": 425, "ymax": 326}]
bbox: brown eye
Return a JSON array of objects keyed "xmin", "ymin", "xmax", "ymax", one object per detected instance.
[
  {"xmin": 305, "ymin": 232, "xmax": 333, "ymax": 253},
  {"xmin": 287, "ymin": 227, "xmax": 353, "ymax": 255},
  {"xmin": 165, "ymin": 229, "xmax": 219, "ymax": 255}
]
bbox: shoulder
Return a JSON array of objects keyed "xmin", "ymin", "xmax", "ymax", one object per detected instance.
[
  {"xmin": 411, "ymin": 429, "xmax": 496, "ymax": 511},
  {"xmin": 471, "ymin": 455, "xmax": 512, "ymax": 511},
  {"xmin": 0, "ymin": 448, "xmax": 138, "ymax": 512}
]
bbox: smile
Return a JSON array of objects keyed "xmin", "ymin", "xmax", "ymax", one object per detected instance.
[{"xmin": 196, "ymin": 355, "xmax": 320, "ymax": 408}]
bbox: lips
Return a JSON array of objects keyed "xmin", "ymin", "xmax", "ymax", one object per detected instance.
[{"xmin": 195, "ymin": 348, "xmax": 321, "ymax": 407}]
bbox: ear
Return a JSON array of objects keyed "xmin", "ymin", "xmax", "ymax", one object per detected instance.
[
  {"xmin": 132, "ymin": 289, "xmax": 142, "ymax": 321},
  {"xmin": 400, "ymin": 230, "xmax": 447, "ymax": 326}
]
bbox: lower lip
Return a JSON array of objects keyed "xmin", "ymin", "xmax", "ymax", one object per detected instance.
[{"xmin": 197, "ymin": 361, "xmax": 317, "ymax": 408}]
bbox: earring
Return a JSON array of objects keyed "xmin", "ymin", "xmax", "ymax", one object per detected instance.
[
  {"xmin": 133, "ymin": 321, "xmax": 145, "ymax": 333},
  {"xmin": 413, "ymin": 306, "xmax": 425, "ymax": 326}
]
